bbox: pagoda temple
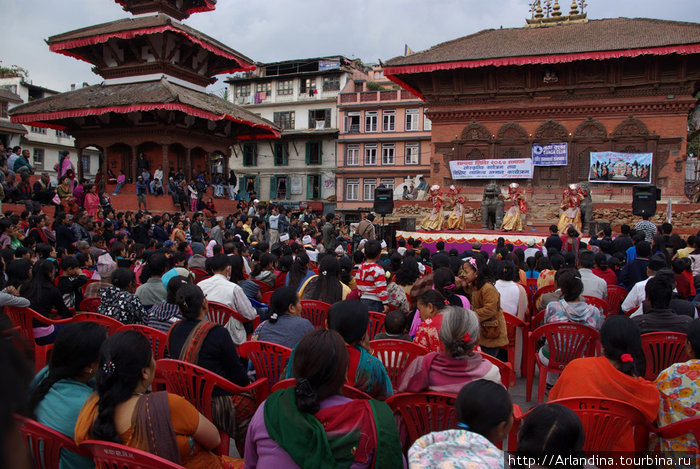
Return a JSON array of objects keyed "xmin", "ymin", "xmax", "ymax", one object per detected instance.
[{"xmin": 10, "ymin": 0, "xmax": 279, "ymax": 183}]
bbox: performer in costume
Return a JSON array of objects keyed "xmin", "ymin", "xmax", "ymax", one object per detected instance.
[
  {"xmin": 420, "ymin": 185, "xmax": 445, "ymax": 231},
  {"xmin": 557, "ymin": 183, "xmax": 585, "ymax": 233},
  {"xmin": 446, "ymin": 185, "xmax": 467, "ymax": 230},
  {"xmin": 500, "ymin": 183, "xmax": 526, "ymax": 232}
]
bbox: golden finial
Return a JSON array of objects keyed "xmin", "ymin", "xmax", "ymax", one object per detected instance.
[
  {"xmin": 552, "ymin": 1, "xmax": 562, "ymax": 16},
  {"xmin": 569, "ymin": 0, "xmax": 579, "ymax": 15}
]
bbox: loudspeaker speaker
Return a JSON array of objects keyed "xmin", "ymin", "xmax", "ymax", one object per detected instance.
[
  {"xmin": 399, "ymin": 217, "xmax": 416, "ymax": 231},
  {"xmin": 374, "ymin": 187, "xmax": 394, "ymax": 215},
  {"xmin": 632, "ymin": 185, "xmax": 661, "ymax": 217}
]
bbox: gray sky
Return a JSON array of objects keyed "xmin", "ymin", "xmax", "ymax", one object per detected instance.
[{"xmin": 1, "ymin": 0, "xmax": 698, "ymax": 96}]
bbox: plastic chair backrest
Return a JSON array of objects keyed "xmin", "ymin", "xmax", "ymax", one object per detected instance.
[
  {"xmin": 530, "ymin": 310, "xmax": 545, "ymax": 330},
  {"xmin": 206, "ymin": 301, "xmax": 260, "ymax": 334},
  {"xmin": 5, "ymin": 306, "xmax": 71, "ymax": 372},
  {"xmin": 261, "ymin": 291, "xmax": 273, "ymax": 304},
  {"xmin": 581, "ymin": 295, "xmax": 610, "ymax": 318},
  {"xmin": 479, "ymin": 351, "xmax": 515, "ymax": 389},
  {"xmin": 299, "ymin": 300, "xmax": 330, "ymax": 329},
  {"xmin": 549, "ymin": 397, "xmax": 651, "ymax": 452},
  {"xmin": 526, "ymin": 278, "xmax": 539, "ymax": 295},
  {"xmin": 533, "ymin": 284, "xmax": 556, "ymax": 309},
  {"xmin": 80, "ymin": 440, "xmax": 185, "ymax": 468},
  {"xmin": 118, "ymin": 324, "xmax": 169, "ymax": 360},
  {"xmin": 370, "ymin": 339, "xmax": 428, "ymax": 388},
  {"xmin": 190, "ymin": 268, "xmax": 210, "ymax": 284},
  {"xmin": 531, "ymin": 322, "xmax": 599, "ymax": 370},
  {"xmin": 251, "ymin": 279, "xmax": 274, "ymax": 293},
  {"xmin": 367, "ymin": 311, "xmax": 386, "ymax": 339},
  {"xmin": 386, "ymin": 392, "xmax": 458, "ymax": 452},
  {"xmin": 78, "ymin": 296, "xmax": 101, "ymax": 312},
  {"xmin": 238, "ymin": 341, "xmax": 292, "ymax": 385},
  {"xmin": 655, "ymin": 415, "xmax": 700, "ymax": 443},
  {"xmin": 271, "ymin": 378, "xmax": 372, "ymax": 400},
  {"xmin": 71, "ymin": 312, "xmax": 124, "ymax": 336},
  {"xmin": 606, "ymin": 285, "xmax": 628, "ymax": 316},
  {"xmin": 640, "ymin": 332, "xmax": 689, "ymax": 381},
  {"xmin": 16, "ymin": 415, "xmax": 87, "ymax": 469}
]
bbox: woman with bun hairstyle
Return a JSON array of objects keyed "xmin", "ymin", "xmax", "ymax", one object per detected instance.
[
  {"xmin": 245, "ymin": 329, "xmax": 403, "ymax": 468},
  {"xmin": 74, "ymin": 330, "xmax": 228, "ymax": 468},
  {"xmin": 549, "ymin": 315, "xmax": 659, "ymax": 451},
  {"xmin": 252, "ymin": 286, "xmax": 313, "ymax": 349},
  {"xmin": 398, "ymin": 306, "xmax": 501, "ymax": 393}
]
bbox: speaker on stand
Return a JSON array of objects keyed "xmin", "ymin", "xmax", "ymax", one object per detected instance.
[
  {"xmin": 632, "ymin": 185, "xmax": 661, "ymax": 217},
  {"xmin": 374, "ymin": 187, "xmax": 394, "ymax": 245}
]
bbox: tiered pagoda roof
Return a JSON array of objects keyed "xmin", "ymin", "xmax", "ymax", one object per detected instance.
[{"xmin": 114, "ymin": 0, "xmax": 216, "ymax": 20}]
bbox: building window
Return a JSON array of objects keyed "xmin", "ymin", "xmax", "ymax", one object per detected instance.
[
  {"xmin": 363, "ymin": 178, "xmax": 377, "ymax": 201},
  {"xmin": 277, "ymin": 80, "xmax": 294, "ymax": 95},
  {"xmin": 235, "ymin": 84, "xmax": 250, "ymax": 98},
  {"xmin": 380, "ymin": 178, "xmax": 394, "ymax": 191},
  {"xmin": 300, "ymin": 78, "xmax": 317, "ymax": 95},
  {"xmin": 405, "ymin": 109, "xmax": 419, "ymax": 131},
  {"xmin": 32, "ymin": 148, "xmax": 44, "ymax": 170},
  {"xmin": 382, "ymin": 110, "xmax": 395, "ymax": 132},
  {"xmin": 242, "ymin": 143, "xmax": 257, "ymax": 166},
  {"xmin": 273, "ymin": 111, "xmax": 295, "ymax": 130},
  {"xmin": 382, "ymin": 143, "xmax": 395, "ymax": 165},
  {"xmin": 365, "ymin": 111, "xmax": 378, "ymax": 133},
  {"xmin": 345, "ymin": 112, "xmax": 360, "ymax": 133},
  {"xmin": 0, "ymin": 101, "xmax": 7, "ymax": 118},
  {"xmin": 270, "ymin": 175, "xmax": 289, "ymax": 199},
  {"xmin": 255, "ymin": 82, "xmax": 271, "ymax": 94},
  {"xmin": 56, "ymin": 129, "xmax": 70, "ymax": 138},
  {"xmin": 305, "ymin": 141, "xmax": 322, "ymax": 165},
  {"xmin": 405, "ymin": 143, "xmax": 420, "ymax": 165},
  {"xmin": 307, "ymin": 174, "xmax": 321, "ymax": 199},
  {"xmin": 424, "ymin": 114, "xmax": 432, "ymax": 131},
  {"xmin": 82, "ymin": 153, "xmax": 90, "ymax": 173},
  {"xmin": 364, "ymin": 144, "xmax": 377, "ymax": 165},
  {"xmin": 346, "ymin": 144, "xmax": 360, "ymax": 166},
  {"xmin": 30, "ymin": 126, "xmax": 47, "ymax": 134},
  {"xmin": 308, "ymin": 109, "xmax": 331, "ymax": 129},
  {"xmin": 322, "ymin": 76, "xmax": 340, "ymax": 91},
  {"xmin": 273, "ymin": 142, "xmax": 288, "ymax": 166},
  {"xmin": 346, "ymin": 178, "xmax": 359, "ymax": 201}
]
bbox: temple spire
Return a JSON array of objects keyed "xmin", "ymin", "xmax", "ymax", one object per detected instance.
[
  {"xmin": 114, "ymin": 0, "xmax": 216, "ymax": 20},
  {"xmin": 526, "ymin": 0, "xmax": 587, "ymax": 27}
]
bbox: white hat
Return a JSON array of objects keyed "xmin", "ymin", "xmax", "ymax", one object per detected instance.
[
  {"xmin": 335, "ymin": 245, "xmax": 345, "ymax": 256},
  {"xmin": 253, "ymin": 199, "xmax": 260, "ymax": 203},
  {"xmin": 302, "ymin": 235, "xmax": 313, "ymax": 245},
  {"xmin": 527, "ymin": 239, "xmax": 536, "ymax": 247}
]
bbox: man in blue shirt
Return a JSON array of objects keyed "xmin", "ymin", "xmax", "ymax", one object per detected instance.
[{"xmin": 136, "ymin": 175, "xmax": 148, "ymax": 211}]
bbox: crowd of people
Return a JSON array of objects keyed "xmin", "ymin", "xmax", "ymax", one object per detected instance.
[{"xmin": 0, "ymin": 177, "xmax": 698, "ymax": 468}]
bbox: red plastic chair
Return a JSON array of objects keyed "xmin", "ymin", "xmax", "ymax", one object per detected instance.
[
  {"xmin": 549, "ymin": 397, "xmax": 652, "ymax": 452},
  {"xmin": 606, "ymin": 285, "xmax": 628, "ymax": 316},
  {"xmin": 386, "ymin": 392, "xmax": 458, "ymax": 452},
  {"xmin": 503, "ymin": 312, "xmax": 528, "ymax": 377},
  {"xmin": 367, "ymin": 311, "xmax": 386, "ymax": 339},
  {"xmin": 529, "ymin": 310, "xmax": 545, "ymax": 331},
  {"xmin": 533, "ymin": 284, "xmax": 556, "ymax": 312},
  {"xmin": 78, "ymin": 296, "xmax": 101, "ymax": 312},
  {"xmin": 250, "ymin": 279, "xmax": 274, "ymax": 294},
  {"xmin": 80, "ymin": 439, "xmax": 185, "ymax": 468},
  {"xmin": 625, "ymin": 304, "xmax": 640, "ymax": 317},
  {"xmin": 71, "ymin": 312, "xmax": 124, "ymax": 336},
  {"xmin": 370, "ymin": 339, "xmax": 429, "ymax": 388},
  {"xmin": 526, "ymin": 323, "xmax": 600, "ymax": 403},
  {"xmin": 581, "ymin": 295, "xmax": 610, "ymax": 318},
  {"xmin": 526, "ymin": 278, "xmax": 539, "ymax": 295},
  {"xmin": 271, "ymin": 378, "xmax": 373, "ymax": 400},
  {"xmin": 261, "ymin": 291, "xmax": 274, "ymax": 305},
  {"xmin": 190, "ymin": 268, "xmax": 211, "ymax": 284},
  {"xmin": 655, "ymin": 415, "xmax": 700, "ymax": 450},
  {"xmin": 156, "ymin": 359, "xmax": 269, "ymax": 456},
  {"xmin": 640, "ymin": 332, "xmax": 689, "ymax": 381},
  {"xmin": 206, "ymin": 301, "xmax": 260, "ymax": 340},
  {"xmin": 299, "ymin": 300, "xmax": 330, "ymax": 329},
  {"xmin": 238, "ymin": 341, "xmax": 292, "ymax": 385},
  {"xmin": 16, "ymin": 415, "xmax": 89, "ymax": 469},
  {"xmin": 5, "ymin": 306, "xmax": 72, "ymax": 372},
  {"xmin": 479, "ymin": 351, "xmax": 515, "ymax": 389},
  {"xmin": 118, "ymin": 324, "xmax": 169, "ymax": 360}
]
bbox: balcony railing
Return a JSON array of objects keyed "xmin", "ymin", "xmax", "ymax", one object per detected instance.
[{"xmin": 339, "ymin": 89, "xmax": 416, "ymax": 104}]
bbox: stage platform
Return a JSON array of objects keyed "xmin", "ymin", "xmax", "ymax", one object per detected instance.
[{"xmin": 396, "ymin": 229, "xmax": 591, "ymax": 255}]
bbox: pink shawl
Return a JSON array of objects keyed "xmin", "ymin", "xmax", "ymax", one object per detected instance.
[{"xmin": 397, "ymin": 351, "xmax": 496, "ymax": 394}]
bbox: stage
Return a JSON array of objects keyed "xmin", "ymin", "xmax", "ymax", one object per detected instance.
[{"xmin": 395, "ymin": 229, "xmax": 591, "ymax": 255}]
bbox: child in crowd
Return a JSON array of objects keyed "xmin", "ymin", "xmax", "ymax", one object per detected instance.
[
  {"xmin": 75, "ymin": 252, "xmax": 96, "ymax": 279},
  {"xmin": 374, "ymin": 310, "xmax": 411, "ymax": 341},
  {"xmin": 354, "ymin": 240, "xmax": 388, "ymax": 313},
  {"xmin": 57, "ymin": 256, "xmax": 88, "ymax": 309}
]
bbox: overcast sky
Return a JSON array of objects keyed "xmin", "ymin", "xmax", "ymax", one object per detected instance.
[{"xmin": 1, "ymin": 0, "xmax": 698, "ymax": 96}]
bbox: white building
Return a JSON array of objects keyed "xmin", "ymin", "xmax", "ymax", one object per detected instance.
[
  {"xmin": 0, "ymin": 76, "xmax": 99, "ymax": 180},
  {"xmin": 226, "ymin": 56, "xmax": 369, "ymax": 206}
]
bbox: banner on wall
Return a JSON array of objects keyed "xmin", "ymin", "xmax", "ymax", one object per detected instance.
[
  {"xmin": 588, "ymin": 152, "xmax": 652, "ymax": 184},
  {"xmin": 532, "ymin": 143, "xmax": 567, "ymax": 166},
  {"xmin": 449, "ymin": 159, "xmax": 534, "ymax": 179}
]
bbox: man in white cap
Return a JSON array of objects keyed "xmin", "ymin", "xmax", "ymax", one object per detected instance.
[
  {"xmin": 524, "ymin": 238, "xmax": 540, "ymax": 261},
  {"xmin": 248, "ymin": 199, "xmax": 259, "ymax": 217}
]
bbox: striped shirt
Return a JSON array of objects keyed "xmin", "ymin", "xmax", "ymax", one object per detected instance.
[{"xmin": 354, "ymin": 262, "xmax": 389, "ymax": 303}]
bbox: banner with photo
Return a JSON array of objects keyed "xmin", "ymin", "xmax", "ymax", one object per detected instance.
[
  {"xmin": 588, "ymin": 152, "xmax": 652, "ymax": 184},
  {"xmin": 532, "ymin": 142, "xmax": 567, "ymax": 166},
  {"xmin": 449, "ymin": 158, "xmax": 533, "ymax": 179}
]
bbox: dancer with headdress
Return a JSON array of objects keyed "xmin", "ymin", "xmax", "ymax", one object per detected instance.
[
  {"xmin": 446, "ymin": 185, "xmax": 467, "ymax": 230},
  {"xmin": 420, "ymin": 185, "xmax": 445, "ymax": 231},
  {"xmin": 500, "ymin": 183, "xmax": 526, "ymax": 232},
  {"xmin": 557, "ymin": 183, "xmax": 586, "ymax": 233}
]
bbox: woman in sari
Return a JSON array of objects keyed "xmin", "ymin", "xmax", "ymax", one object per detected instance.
[
  {"xmin": 56, "ymin": 176, "xmax": 78, "ymax": 216},
  {"xmin": 398, "ymin": 306, "xmax": 501, "ymax": 393},
  {"xmin": 245, "ymin": 329, "xmax": 403, "ymax": 468},
  {"xmin": 446, "ymin": 185, "xmax": 467, "ymax": 231},
  {"xmin": 170, "ymin": 220, "xmax": 187, "ymax": 243},
  {"xmin": 420, "ymin": 185, "xmax": 445, "ymax": 231},
  {"xmin": 500, "ymin": 183, "xmax": 526, "ymax": 232},
  {"xmin": 74, "ymin": 330, "xmax": 231, "ymax": 469}
]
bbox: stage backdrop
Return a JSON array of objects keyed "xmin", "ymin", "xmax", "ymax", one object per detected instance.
[
  {"xmin": 449, "ymin": 158, "xmax": 534, "ymax": 179},
  {"xmin": 588, "ymin": 152, "xmax": 652, "ymax": 184}
]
